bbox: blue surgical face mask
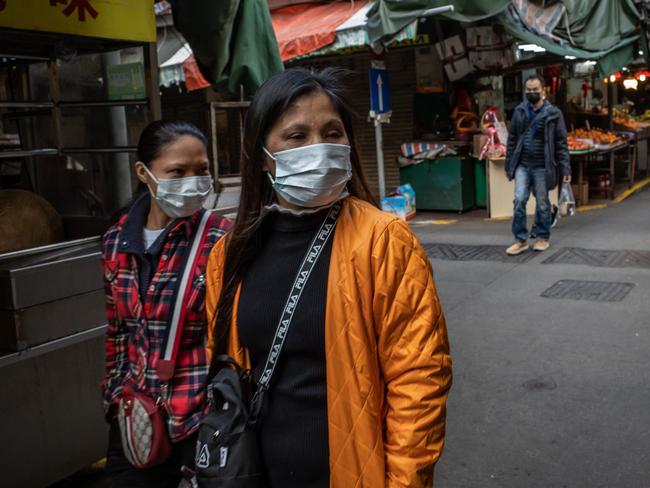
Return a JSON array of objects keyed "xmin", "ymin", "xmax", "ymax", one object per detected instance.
[
  {"xmin": 264, "ymin": 143, "xmax": 352, "ymax": 208},
  {"xmin": 143, "ymin": 165, "xmax": 212, "ymax": 218}
]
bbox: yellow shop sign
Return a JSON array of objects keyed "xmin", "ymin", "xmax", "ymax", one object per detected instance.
[{"xmin": 0, "ymin": 0, "xmax": 155, "ymax": 42}]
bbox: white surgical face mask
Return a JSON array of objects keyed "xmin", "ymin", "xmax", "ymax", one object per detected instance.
[
  {"xmin": 264, "ymin": 143, "xmax": 352, "ymax": 208},
  {"xmin": 142, "ymin": 165, "xmax": 212, "ymax": 218}
]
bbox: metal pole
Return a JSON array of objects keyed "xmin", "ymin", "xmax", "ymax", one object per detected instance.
[
  {"xmin": 144, "ymin": 42, "xmax": 162, "ymax": 121},
  {"xmin": 210, "ymin": 103, "xmax": 219, "ymax": 185},
  {"xmin": 375, "ymin": 118, "xmax": 386, "ymax": 199},
  {"xmin": 102, "ymin": 51, "xmax": 133, "ymax": 212},
  {"xmin": 421, "ymin": 5, "xmax": 454, "ymax": 17},
  {"xmin": 607, "ymin": 80, "xmax": 614, "ymax": 131},
  {"xmin": 47, "ymin": 60, "xmax": 63, "ymax": 154},
  {"xmin": 19, "ymin": 65, "xmax": 38, "ymax": 192}
]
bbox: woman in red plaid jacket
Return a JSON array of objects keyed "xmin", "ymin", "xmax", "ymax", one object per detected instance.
[{"xmin": 102, "ymin": 120, "xmax": 231, "ymax": 487}]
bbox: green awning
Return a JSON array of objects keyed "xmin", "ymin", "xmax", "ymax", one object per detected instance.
[
  {"xmin": 367, "ymin": 0, "xmax": 641, "ymax": 76},
  {"xmin": 367, "ymin": 0, "xmax": 511, "ymax": 43},
  {"xmin": 597, "ymin": 43, "xmax": 636, "ymax": 78},
  {"xmin": 169, "ymin": 0, "xmax": 283, "ymax": 96},
  {"xmin": 553, "ymin": 0, "xmax": 640, "ymax": 52},
  {"xmin": 498, "ymin": 6, "xmax": 639, "ymax": 76}
]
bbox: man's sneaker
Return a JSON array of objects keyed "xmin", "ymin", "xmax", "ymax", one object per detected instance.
[
  {"xmin": 506, "ymin": 241, "xmax": 529, "ymax": 256},
  {"xmin": 533, "ymin": 239, "xmax": 550, "ymax": 252}
]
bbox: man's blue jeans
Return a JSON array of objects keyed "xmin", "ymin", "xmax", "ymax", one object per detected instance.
[{"xmin": 512, "ymin": 165, "xmax": 551, "ymax": 242}]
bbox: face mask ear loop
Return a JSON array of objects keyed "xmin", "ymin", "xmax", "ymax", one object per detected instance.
[
  {"xmin": 140, "ymin": 163, "xmax": 159, "ymax": 199},
  {"xmin": 263, "ymin": 147, "xmax": 278, "ymax": 185}
]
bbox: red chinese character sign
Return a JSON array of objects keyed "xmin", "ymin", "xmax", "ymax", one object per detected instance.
[
  {"xmin": 50, "ymin": 0, "xmax": 99, "ymax": 22},
  {"xmin": 0, "ymin": 0, "xmax": 155, "ymax": 42}
]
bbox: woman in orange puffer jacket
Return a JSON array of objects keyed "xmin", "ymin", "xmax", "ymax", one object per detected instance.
[{"xmin": 205, "ymin": 67, "xmax": 452, "ymax": 488}]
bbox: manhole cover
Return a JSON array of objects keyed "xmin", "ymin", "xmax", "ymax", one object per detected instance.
[
  {"xmin": 543, "ymin": 247, "xmax": 650, "ymax": 269},
  {"xmin": 541, "ymin": 280, "xmax": 635, "ymax": 302},
  {"xmin": 424, "ymin": 243, "xmax": 536, "ymax": 263}
]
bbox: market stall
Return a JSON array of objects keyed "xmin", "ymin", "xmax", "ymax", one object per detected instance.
[
  {"xmin": 568, "ymin": 126, "xmax": 641, "ymax": 202},
  {"xmin": 613, "ymin": 105, "xmax": 650, "ymax": 178},
  {"xmin": 564, "ymin": 62, "xmax": 650, "ymax": 198},
  {"xmin": 365, "ymin": 0, "xmax": 644, "ymax": 220}
]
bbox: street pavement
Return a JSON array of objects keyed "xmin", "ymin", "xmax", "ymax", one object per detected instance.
[{"xmin": 416, "ymin": 188, "xmax": 650, "ymax": 488}]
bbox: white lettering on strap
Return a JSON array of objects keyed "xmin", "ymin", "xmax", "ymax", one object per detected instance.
[{"xmin": 256, "ymin": 203, "xmax": 340, "ymax": 391}]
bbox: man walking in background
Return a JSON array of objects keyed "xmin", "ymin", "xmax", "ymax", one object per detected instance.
[{"xmin": 505, "ymin": 74, "xmax": 571, "ymax": 256}]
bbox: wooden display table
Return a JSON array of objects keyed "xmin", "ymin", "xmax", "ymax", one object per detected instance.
[{"xmin": 571, "ymin": 141, "xmax": 633, "ymax": 201}]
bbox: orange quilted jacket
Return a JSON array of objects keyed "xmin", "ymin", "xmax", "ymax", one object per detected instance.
[{"xmin": 205, "ymin": 197, "xmax": 452, "ymax": 488}]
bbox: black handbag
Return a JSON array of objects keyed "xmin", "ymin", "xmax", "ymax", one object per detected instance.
[
  {"xmin": 195, "ymin": 355, "xmax": 264, "ymax": 487},
  {"xmin": 194, "ymin": 202, "xmax": 342, "ymax": 488}
]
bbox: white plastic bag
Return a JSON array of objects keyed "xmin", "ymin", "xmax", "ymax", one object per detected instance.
[{"xmin": 559, "ymin": 182, "xmax": 576, "ymax": 217}]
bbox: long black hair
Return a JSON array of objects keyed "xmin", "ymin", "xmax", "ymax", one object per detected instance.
[
  {"xmin": 112, "ymin": 120, "xmax": 208, "ymax": 221},
  {"xmin": 137, "ymin": 119, "xmax": 208, "ymax": 167},
  {"xmin": 211, "ymin": 67, "xmax": 376, "ymax": 355}
]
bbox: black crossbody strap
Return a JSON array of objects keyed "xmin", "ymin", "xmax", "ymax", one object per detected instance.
[
  {"xmin": 514, "ymin": 109, "xmax": 544, "ymax": 157},
  {"xmin": 256, "ymin": 202, "xmax": 341, "ymax": 393},
  {"xmin": 523, "ymin": 106, "xmax": 545, "ymax": 135}
]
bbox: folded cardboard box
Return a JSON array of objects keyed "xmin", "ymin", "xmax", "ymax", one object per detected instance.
[
  {"xmin": 434, "ymin": 35, "xmax": 466, "ymax": 61},
  {"xmin": 469, "ymin": 49, "xmax": 515, "ymax": 71},
  {"xmin": 444, "ymin": 57, "xmax": 474, "ymax": 81},
  {"xmin": 466, "ymin": 26, "xmax": 504, "ymax": 49}
]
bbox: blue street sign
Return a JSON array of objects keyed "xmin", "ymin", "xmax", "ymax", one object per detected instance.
[{"xmin": 369, "ymin": 67, "xmax": 391, "ymax": 115}]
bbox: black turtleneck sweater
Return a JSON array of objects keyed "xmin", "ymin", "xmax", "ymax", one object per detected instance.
[{"xmin": 238, "ymin": 209, "xmax": 333, "ymax": 488}]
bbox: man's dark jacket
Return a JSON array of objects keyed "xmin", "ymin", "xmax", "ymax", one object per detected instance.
[{"xmin": 505, "ymin": 101, "xmax": 571, "ymax": 190}]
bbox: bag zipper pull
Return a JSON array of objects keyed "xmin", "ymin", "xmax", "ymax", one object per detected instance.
[{"xmin": 157, "ymin": 383, "xmax": 171, "ymax": 413}]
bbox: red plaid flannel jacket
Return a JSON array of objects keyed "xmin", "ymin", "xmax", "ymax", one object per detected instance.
[{"xmin": 102, "ymin": 207, "xmax": 230, "ymax": 441}]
